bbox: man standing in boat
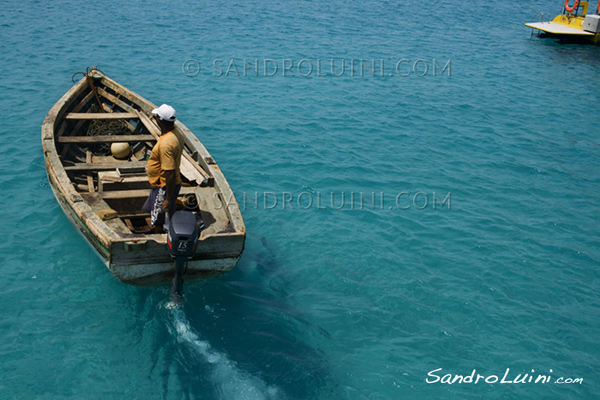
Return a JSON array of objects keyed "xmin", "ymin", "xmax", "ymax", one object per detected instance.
[{"xmin": 142, "ymin": 104, "xmax": 183, "ymax": 232}]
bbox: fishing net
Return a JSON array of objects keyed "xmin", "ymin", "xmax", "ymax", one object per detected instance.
[{"xmin": 85, "ymin": 104, "xmax": 131, "ymax": 156}]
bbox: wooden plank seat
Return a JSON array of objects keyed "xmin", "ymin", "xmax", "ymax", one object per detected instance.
[
  {"xmin": 64, "ymin": 161, "xmax": 148, "ymax": 172},
  {"xmin": 66, "ymin": 112, "xmax": 138, "ymax": 120},
  {"xmin": 97, "ymin": 170, "xmax": 148, "ymax": 192},
  {"xmin": 84, "ymin": 186, "xmax": 196, "ymax": 200},
  {"xmin": 58, "ymin": 135, "xmax": 155, "ymax": 144}
]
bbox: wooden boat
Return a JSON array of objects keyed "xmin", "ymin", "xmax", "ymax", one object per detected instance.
[{"xmin": 42, "ymin": 68, "xmax": 245, "ymax": 286}]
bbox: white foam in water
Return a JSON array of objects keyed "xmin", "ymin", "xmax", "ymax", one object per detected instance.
[{"xmin": 169, "ymin": 307, "xmax": 282, "ymax": 400}]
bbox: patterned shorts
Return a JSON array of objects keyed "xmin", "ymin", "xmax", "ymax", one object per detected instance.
[{"xmin": 142, "ymin": 184, "xmax": 181, "ymax": 227}]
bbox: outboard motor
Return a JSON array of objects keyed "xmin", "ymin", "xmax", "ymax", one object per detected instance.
[{"xmin": 167, "ymin": 210, "xmax": 200, "ymax": 300}]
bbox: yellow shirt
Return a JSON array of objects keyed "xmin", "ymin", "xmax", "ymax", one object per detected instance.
[{"xmin": 147, "ymin": 131, "xmax": 182, "ymax": 188}]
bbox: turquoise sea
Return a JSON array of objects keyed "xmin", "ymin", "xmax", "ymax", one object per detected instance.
[{"xmin": 1, "ymin": 0, "xmax": 599, "ymax": 398}]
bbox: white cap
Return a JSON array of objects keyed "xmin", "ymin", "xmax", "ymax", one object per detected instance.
[{"xmin": 152, "ymin": 104, "xmax": 176, "ymax": 122}]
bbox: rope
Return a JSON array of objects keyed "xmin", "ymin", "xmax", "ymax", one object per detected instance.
[{"xmin": 86, "ymin": 104, "xmax": 130, "ymax": 156}]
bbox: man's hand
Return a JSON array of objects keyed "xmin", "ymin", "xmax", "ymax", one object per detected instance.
[{"xmin": 162, "ymin": 198, "xmax": 170, "ymax": 211}]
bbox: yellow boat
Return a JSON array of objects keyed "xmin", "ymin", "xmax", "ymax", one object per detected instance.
[{"xmin": 526, "ymin": 0, "xmax": 600, "ymax": 44}]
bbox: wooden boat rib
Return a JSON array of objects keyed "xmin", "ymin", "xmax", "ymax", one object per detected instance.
[{"xmin": 42, "ymin": 70, "xmax": 245, "ymax": 286}]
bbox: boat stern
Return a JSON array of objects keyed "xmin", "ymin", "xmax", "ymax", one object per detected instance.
[{"xmin": 108, "ymin": 230, "xmax": 245, "ymax": 286}]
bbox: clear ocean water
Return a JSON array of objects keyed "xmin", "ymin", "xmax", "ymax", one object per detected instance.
[{"xmin": 1, "ymin": 0, "xmax": 599, "ymax": 399}]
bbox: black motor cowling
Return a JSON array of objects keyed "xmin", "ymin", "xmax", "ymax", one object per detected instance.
[
  {"xmin": 167, "ymin": 211, "xmax": 200, "ymax": 301},
  {"xmin": 167, "ymin": 211, "xmax": 199, "ymax": 259}
]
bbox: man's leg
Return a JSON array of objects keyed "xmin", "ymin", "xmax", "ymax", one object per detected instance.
[{"xmin": 164, "ymin": 184, "xmax": 182, "ymax": 231}]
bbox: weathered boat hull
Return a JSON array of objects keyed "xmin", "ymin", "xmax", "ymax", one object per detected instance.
[{"xmin": 42, "ymin": 70, "xmax": 245, "ymax": 286}]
